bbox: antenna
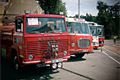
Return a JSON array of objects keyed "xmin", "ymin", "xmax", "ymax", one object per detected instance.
[{"xmin": 78, "ymin": 0, "xmax": 80, "ymax": 18}]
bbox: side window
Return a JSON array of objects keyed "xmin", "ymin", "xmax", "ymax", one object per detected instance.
[
  {"xmin": 97, "ymin": 28, "xmax": 102, "ymax": 35},
  {"xmin": 15, "ymin": 17, "xmax": 23, "ymax": 32}
]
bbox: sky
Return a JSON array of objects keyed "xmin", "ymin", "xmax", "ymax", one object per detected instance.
[{"xmin": 62, "ymin": 0, "xmax": 119, "ymax": 16}]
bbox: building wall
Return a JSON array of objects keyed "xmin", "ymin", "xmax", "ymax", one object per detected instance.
[
  {"xmin": 0, "ymin": 5, "xmax": 5, "ymax": 26},
  {"xmin": 5, "ymin": 0, "xmax": 44, "ymax": 15},
  {"xmin": 0, "ymin": 0, "xmax": 9, "ymax": 25},
  {"xmin": 0, "ymin": 0, "xmax": 44, "ymax": 25}
]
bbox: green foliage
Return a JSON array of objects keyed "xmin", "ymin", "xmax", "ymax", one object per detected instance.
[
  {"xmin": 96, "ymin": 1, "xmax": 120, "ymax": 39},
  {"xmin": 84, "ymin": 13, "xmax": 97, "ymax": 22},
  {"xmin": 38, "ymin": 0, "xmax": 67, "ymax": 16},
  {"xmin": 74, "ymin": 14, "xmax": 97, "ymax": 23}
]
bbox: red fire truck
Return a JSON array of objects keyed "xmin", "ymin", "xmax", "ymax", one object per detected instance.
[
  {"xmin": 66, "ymin": 18, "xmax": 93, "ymax": 58},
  {"xmin": 87, "ymin": 22, "xmax": 104, "ymax": 49},
  {"xmin": 1, "ymin": 14, "xmax": 70, "ymax": 71}
]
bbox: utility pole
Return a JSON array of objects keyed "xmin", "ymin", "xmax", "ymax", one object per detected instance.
[{"xmin": 78, "ymin": 0, "xmax": 80, "ymax": 18}]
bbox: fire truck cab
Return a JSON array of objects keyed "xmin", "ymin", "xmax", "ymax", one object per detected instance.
[
  {"xmin": 66, "ymin": 18, "xmax": 93, "ymax": 58},
  {"xmin": 87, "ymin": 22, "xmax": 104, "ymax": 49},
  {"xmin": 1, "ymin": 14, "xmax": 70, "ymax": 71},
  {"xmin": 97, "ymin": 25, "xmax": 104, "ymax": 47}
]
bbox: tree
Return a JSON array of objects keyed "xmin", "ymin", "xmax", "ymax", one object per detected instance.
[
  {"xmin": 38, "ymin": 0, "xmax": 67, "ymax": 16},
  {"xmin": 96, "ymin": 1, "xmax": 120, "ymax": 39},
  {"xmin": 74, "ymin": 14, "xmax": 97, "ymax": 22},
  {"xmin": 97, "ymin": 1, "xmax": 112, "ymax": 38},
  {"xmin": 110, "ymin": 2, "xmax": 120, "ymax": 36},
  {"xmin": 85, "ymin": 13, "xmax": 97, "ymax": 22}
]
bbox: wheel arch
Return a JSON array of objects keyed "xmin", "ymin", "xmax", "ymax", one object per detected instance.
[{"xmin": 8, "ymin": 45, "xmax": 19, "ymax": 59}]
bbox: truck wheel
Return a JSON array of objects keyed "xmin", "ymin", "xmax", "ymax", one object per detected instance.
[
  {"xmin": 14, "ymin": 56, "xmax": 19, "ymax": 70},
  {"xmin": 12, "ymin": 55, "xmax": 22, "ymax": 72}
]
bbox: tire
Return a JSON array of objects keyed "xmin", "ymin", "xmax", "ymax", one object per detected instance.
[
  {"xmin": 14, "ymin": 56, "xmax": 20, "ymax": 71},
  {"xmin": 11, "ymin": 55, "xmax": 22, "ymax": 72}
]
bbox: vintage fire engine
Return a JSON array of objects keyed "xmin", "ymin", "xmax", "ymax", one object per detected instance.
[
  {"xmin": 66, "ymin": 18, "xmax": 93, "ymax": 58},
  {"xmin": 1, "ymin": 14, "xmax": 70, "ymax": 71},
  {"xmin": 88, "ymin": 22, "xmax": 104, "ymax": 49}
]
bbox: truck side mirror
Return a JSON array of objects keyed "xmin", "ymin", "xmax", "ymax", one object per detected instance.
[{"xmin": 15, "ymin": 18, "xmax": 23, "ymax": 32}]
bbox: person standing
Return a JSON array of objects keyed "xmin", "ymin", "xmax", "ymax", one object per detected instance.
[{"xmin": 113, "ymin": 36, "xmax": 117, "ymax": 44}]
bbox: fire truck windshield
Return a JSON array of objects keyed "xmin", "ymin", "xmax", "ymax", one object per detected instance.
[
  {"xmin": 26, "ymin": 17, "xmax": 66, "ymax": 33},
  {"xmin": 67, "ymin": 22, "xmax": 91, "ymax": 34}
]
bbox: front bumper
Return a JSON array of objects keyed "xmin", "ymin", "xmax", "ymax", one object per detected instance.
[{"xmin": 22, "ymin": 57, "xmax": 69, "ymax": 65}]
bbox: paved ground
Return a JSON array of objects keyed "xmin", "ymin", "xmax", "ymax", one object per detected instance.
[
  {"xmin": 104, "ymin": 40, "xmax": 120, "ymax": 55},
  {"xmin": 1, "ymin": 40, "xmax": 120, "ymax": 80}
]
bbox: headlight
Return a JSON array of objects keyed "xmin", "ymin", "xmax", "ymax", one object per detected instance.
[{"xmin": 28, "ymin": 54, "xmax": 33, "ymax": 60}]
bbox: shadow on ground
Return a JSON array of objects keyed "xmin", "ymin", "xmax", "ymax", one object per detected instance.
[
  {"xmin": 67, "ymin": 56, "xmax": 86, "ymax": 62},
  {"xmin": 1, "ymin": 59, "xmax": 59, "ymax": 80},
  {"xmin": 1, "ymin": 54, "xmax": 89, "ymax": 80}
]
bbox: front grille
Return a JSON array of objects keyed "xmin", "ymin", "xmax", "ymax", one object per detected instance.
[
  {"xmin": 78, "ymin": 39, "xmax": 90, "ymax": 48},
  {"xmin": 26, "ymin": 41, "xmax": 47, "ymax": 55},
  {"xmin": 26, "ymin": 39, "xmax": 68, "ymax": 58}
]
